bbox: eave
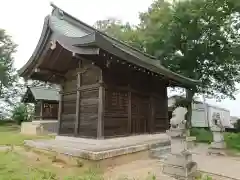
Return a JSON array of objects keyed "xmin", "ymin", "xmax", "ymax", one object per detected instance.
[{"xmin": 18, "ymin": 16, "xmax": 52, "ymax": 78}]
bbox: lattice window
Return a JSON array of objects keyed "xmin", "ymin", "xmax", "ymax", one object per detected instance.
[
  {"xmin": 43, "ymin": 103, "xmax": 54, "ymax": 117},
  {"xmin": 106, "ymin": 90, "xmax": 128, "ymax": 113}
]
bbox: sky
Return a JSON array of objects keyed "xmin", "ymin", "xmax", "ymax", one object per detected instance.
[{"xmin": 0, "ymin": 0, "xmax": 240, "ymax": 117}]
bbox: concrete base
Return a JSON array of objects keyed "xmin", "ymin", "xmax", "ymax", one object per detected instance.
[
  {"xmin": 24, "ymin": 133, "xmax": 170, "ymax": 167},
  {"xmin": 163, "ymin": 161, "xmax": 197, "ymax": 180},
  {"xmin": 21, "ymin": 120, "xmax": 58, "ymax": 135},
  {"xmin": 210, "ymin": 141, "xmax": 226, "ymax": 149},
  {"xmin": 163, "ymin": 129, "xmax": 198, "ymax": 179},
  {"xmin": 208, "ymin": 143, "xmax": 226, "ymax": 156},
  {"xmin": 163, "ymin": 151, "xmax": 198, "ymax": 180}
]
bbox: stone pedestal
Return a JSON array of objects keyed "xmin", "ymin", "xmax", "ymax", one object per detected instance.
[
  {"xmin": 163, "ymin": 129, "xmax": 197, "ymax": 180},
  {"xmin": 21, "ymin": 120, "xmax": 58, "ymax": 135},
  {"xmin": 211, "ymin": 131, "xmax": 226, "ymax": 149},
  {"xmin": 208, "ymin": 113, "xmax": 226, "ymax": 155},
  {"xmin": 208, "ymin": 131, "xmax": 226, "ymax": 155}
]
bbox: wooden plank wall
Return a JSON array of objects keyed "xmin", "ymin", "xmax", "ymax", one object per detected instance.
[
  {"xmin": 58, "ymin": 56, "xmax": 169, "ymax": 138},
  {"xmin": 78, "ymin": 60, "xmax": 100, "ymax": 138},
  {"xmin": 59, "ymin": 58, "xmax": 100, "ymax": 138},
  {"xmin": 103, "ymin": 67, "xmax": 169, "ymax": 137},
  {"xmin": 104, "ymin": 89, "xmax": 129, "ymax": 137},
  {"xmin": 34, "ymin": 102, "xmax": 41, "ymax": 120}
]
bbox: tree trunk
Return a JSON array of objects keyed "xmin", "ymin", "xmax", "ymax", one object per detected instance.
[{"xmin": 186, "ymin": 89, "xmax": 195, "ymax": 136}]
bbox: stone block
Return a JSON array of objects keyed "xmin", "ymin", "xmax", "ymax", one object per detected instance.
[
  {"xmin": 149, "ymin": 146, "xmax": 171, "ymax": 159},
  {"xmin": 21, "ymin": 120, "xmax": 58, "ymax": 135},
  {"xmin": 164, "ymin": 152, "xmax": 192, "ymax": 167},
  {"xmin": 163, "ymin": 161, "xmax": 197, "ymax": 179},
  {"xmin": 210, "ymin": 141, "xmax": 226, "ymax": 149},
  {"xmin": 212, "ymin": 132, "xmax": 224, "ymax": 143},
  {"xmin": 170, "ymin": 138, "xmax": 187, "ymax": 154}
]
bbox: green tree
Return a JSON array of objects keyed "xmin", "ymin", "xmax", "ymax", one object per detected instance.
[
  {"xmin": 0, "ymin": 29, "xmax": 17, "ymax": 99},
  {"xmin": 11, "ymin": 103, "xmax": 33, "ymax": 125},
  {"xmin": 11, "ymin": 103, "xmax": 28, "ymax": 125},
  {"xmin": 138, "ymin": 0, "xmax": 240, "ymax": 126},
  {"xmin": 0, "ymin": 29, "xmax": 20, "ymax": 118},
  {"xmin": 94, "ymin": 18, "xmax": 144, "ymax": 51}
]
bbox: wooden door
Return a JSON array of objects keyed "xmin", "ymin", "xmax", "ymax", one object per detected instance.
[{"xmin": 131, "ymin": 93, "xmax": 150, "ymax": 134}]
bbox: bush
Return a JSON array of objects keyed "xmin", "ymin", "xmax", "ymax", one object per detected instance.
[
  {"xmin": 224, "ymin": 132, "xmax": 240, "ymax": 151},
  {"xmin": 11, "ymin": 103, "xmax": 31, "ymax": 125},
  {"xmin": 190, "ymin": 128, "xmax": 213, "ymax": 143},
  {"xmin": 234, "ymin": 119, "xmax": 240, "ymax": 132}
]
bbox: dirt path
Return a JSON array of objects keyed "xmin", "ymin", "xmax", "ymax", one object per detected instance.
[
  {"xmin": 4, "ymin": 145, "xmax": 240, "ymax": 180},
  {"xmin": 104, "ymin": 159, "xmax": 175, "ymax": 180}
]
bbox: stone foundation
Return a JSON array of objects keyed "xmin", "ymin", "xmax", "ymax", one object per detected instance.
[
  {"xmin": 24, "ymin": 134, "xmax": 170, "ymax": 168},
  {"xmin": 21, "ymin": 120, "xmax": 58, "ymax": 135}
]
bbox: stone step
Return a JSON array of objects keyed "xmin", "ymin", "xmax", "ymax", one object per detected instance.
[
  {"xmin": 149, "ymin": 146, "xmax": 171, "ymax": 159},
  {"xmin": 149, "ymin": 141, "xmax": 171, "ymax": 149}
]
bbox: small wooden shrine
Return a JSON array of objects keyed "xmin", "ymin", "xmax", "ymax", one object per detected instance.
[
  {"xmin": 18, "ymin": 4, "xmax": 199, "ymax": 139},
  {"xmin": 22, "ymin": 86, "xmax": 59, "ymax": 120}
]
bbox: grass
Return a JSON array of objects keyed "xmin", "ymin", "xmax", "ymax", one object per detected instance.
[
  {"xmin": 190, "ymin": 128, "xmax": 213, "ymax": 143},
  {"xmin": 190, "ymin": 127, "xmax": 240, "ymax": 152},
  {"xmin": 225, "ymin": 132, "xmax": 240, "ymax": 151},
  {"xmin": 0, "ymin": 151, "xmax": 57, "ymax": 180},
  {"xmin": 0, "ymin": 121, "xmax": 102, "ymax": 180},
  {"xmin": 0, "ymin": 151, "xmax": 102, "ymax": 180},
  {"xmin": 0, "ymin": 122, "xmax": 54, "ymax": 146}
]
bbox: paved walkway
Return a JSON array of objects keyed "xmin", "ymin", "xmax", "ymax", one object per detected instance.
[
  {"xmin": 194, "ymin": 154, "xmax": 240, "ymax": 179},
  {"xmin": 192, "ymin": 144, "xmax": 240, "ymax": 180}
]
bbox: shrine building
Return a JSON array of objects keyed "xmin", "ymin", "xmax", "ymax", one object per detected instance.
[{"xmin": 19, "ymin": 4, "xmax": 198, "ymax": 139}]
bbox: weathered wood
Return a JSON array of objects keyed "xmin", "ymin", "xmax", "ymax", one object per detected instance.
[
  {"xmin": 128, "ymin": 89, "xmax": 132, "ymax": 134},
  {"xmin": 40, "ymin": 100, "xmax": 43, "ymax": 120},
  {"xmin": 75, "ymin": 61, "xmax": 81, "ymax": 136},
  {"xmin": 58, "ymin": 52, "xmax": 169, "ymax": 138},
  {"xmin": 150, "ymin": 96, "xmax": 155, "ymax": 133},
  {"xmin": 34, "ymin": 102, "xmax": 41, "ymax": 118},
  {"xmin": 57, "ymin": 85, "xmax": 63, "ymax": 134},
  {"xmin": 81, "ymin": 63, "xmax": 101, "ymax": 85},
  {"xmin": 77, "ymin": 83, "xmax": 100, "ymax": 91},
  {"xmin": 97, "ymin": 70, "xmax": 105, "ymax": 139},
  {"xmin": 81, "ymin": 89, "xmax": 99, "ymax": 99}
]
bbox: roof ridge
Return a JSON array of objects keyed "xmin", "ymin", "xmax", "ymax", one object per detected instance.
[{"xmin": 50, "ymin": 3, "xmax": 157, "ymax": 60}]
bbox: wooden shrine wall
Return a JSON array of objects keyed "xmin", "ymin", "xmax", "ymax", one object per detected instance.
[
  {"xmin": 34, "ymin": 101, "xmax": 58, "ymax": 120},
  {"xmin": 42, "ymin": 102, "xmax": 58, "ymax": 120},
  {"xmin": 103, "ymin": 68, "xmax": 169, "ymax": 137},
  {"xmin": 59, "ymin": 59, "xmax": 100, "ymax": 137},
  {"xmin": 34, "ymin": 102, "xmax": 41, "ymax": 120},
  {"xmin": 104, "ymin": 89, "xmax": 129, "ymax": 136}
]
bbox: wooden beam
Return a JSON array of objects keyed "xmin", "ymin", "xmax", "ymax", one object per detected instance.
[
  {"xmin": 74, "ymin": 61, "xmax": 82, "ymax": 136},
  {"xmin": 40, "ymin": 100, "xmax": 44, "ymax": 120},
  {"xmin": 49, "ymin": 46, "xmax": 63, "ymax": 68},
  {"xmin": 35, "ymin": 68, "xmax": 65, "ymax": 78},
  {"xmin": 57, "ymin": 85, "xmax": 63, "ymax": 135},
  {"xmin": 150, "ymin": 96, "xmax": 155, "ymax": 133},
  {"xmin": 97, "ymin": 70, "xmax": 105, "ymax": 139},
  {"xmin": 128, "ymin": 85, "xmax": 132, "ymax": 134}
]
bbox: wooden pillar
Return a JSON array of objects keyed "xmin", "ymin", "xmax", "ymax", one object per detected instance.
[
  {"xmin": 57, "ymin": 85, "xmax": 63, "ymax": 135},
  {"xmin": 97, "ymin": 70, "xmax": 105, "ymax": 139},
  {"xmin": 40, "ymin": 100, "xmax": 44, "ymax": 120},
  {"xmin": 128, "ymin": 85, "xmax": 132, "ymax": 134},
  {"xmin": 75, "ymin": 61, "xmax": 81, "ymax": 136},
  {"xmin": 150, "ymin": 96, "xmax": 155, "ymax": 133}
]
